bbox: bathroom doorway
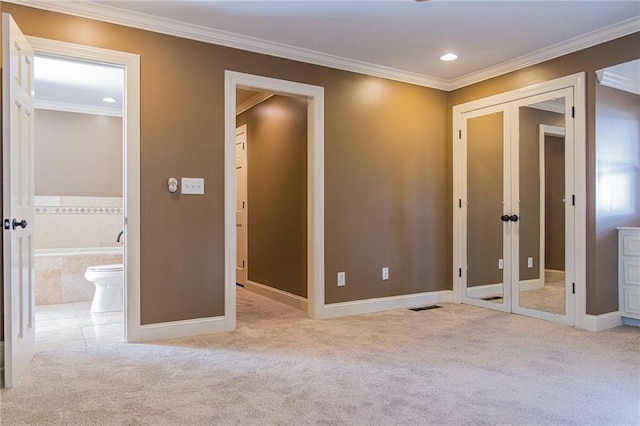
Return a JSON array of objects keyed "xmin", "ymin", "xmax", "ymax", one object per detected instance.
[{"xmin": 32, "ymin": 55, "xmax": 126, "ymax": 352}]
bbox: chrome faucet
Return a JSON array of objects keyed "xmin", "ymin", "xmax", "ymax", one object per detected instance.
[{"xmin": 117, "ymin": 230, "xmax": 124, "ymax": 243}]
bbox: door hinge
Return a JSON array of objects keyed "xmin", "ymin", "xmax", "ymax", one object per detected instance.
[
  {"xmin": 572, "ymin": 283, "xmax": 575, "ymax": 294},
  {"xmin": 458, "ymin": 268, "xmax": 462, "ymax": 278},
  {"xmin": 458, "ymin": 129, "xmax": 462, "ymax": 139},
  {"xmin": 572, "ymin": 194, "xmax": 575, "ymax": 206},
  {"xmin": 3, "ymin": 219, "xmax": 10, "ymax": 230},
  {"xmin": 571, "ymin": 106, "xmax": 575, "ymax": 118}
]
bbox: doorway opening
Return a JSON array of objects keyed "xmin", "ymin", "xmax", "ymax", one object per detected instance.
[
  {"xmin": 235, "ymin": 89, "xmax": 309, "ymax": 314},
  {"xmin": 224, "ymin": 71, "xmax": 325, "ymax": 330},
  {"xmin": 32, "ymin": 55, "xmax": 125, "ymax": 352}
]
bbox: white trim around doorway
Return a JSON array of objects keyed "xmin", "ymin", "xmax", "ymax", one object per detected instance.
[
  {"xmin": 224, "ymin": 71, "xmax": 326, "ymax": 329},
  {"xmin": 27, "ymin": 37, "xmax": 142, "ymax": 342}
]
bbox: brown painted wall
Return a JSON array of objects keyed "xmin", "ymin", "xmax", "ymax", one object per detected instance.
[
  {"xmin": 236, "ymin": 95, "xmax": 308, "ymax": 298},
  {"xmin": 545, "ymin": 135, "xmax": 566, "ymax": 271},
  {"xmin": 451, "ymin": 32, "xmax": 640, "ymax": 315},
  {"xmin": 1, "ymin": 3, "xmax": 450, "ymax": 323},
  {"xmin": 35, "ymin": 110, "xmax": 122, "ymax": 197},
  {"xmin": 595, "ymin": 84, "xmax": 640, "ymax": 312}
]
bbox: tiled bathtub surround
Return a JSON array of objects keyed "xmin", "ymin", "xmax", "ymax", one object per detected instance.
[
  {"xmin": 35, "ymin": 196, "xmax": 123, "ymax": 249},
  {"xmin": 35, "ymin": 196, "xmax": 123, "ymax": 305}
]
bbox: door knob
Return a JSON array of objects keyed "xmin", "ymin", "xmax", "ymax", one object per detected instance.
[
  {"xmin": 509, "ymin": 215, "xmax": 519, "ymax": 222},
  {"xmin": 12, "ymin": 219, "xmax": 28, "ymax": 229},
  {"xmin": 500, "ymin": 215, "xmax": 510, "ymax": 222}
]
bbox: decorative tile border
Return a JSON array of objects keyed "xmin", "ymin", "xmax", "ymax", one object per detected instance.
[{"xmin": 35, "ymin": 206, "xmax": 123, "ymax": 215}]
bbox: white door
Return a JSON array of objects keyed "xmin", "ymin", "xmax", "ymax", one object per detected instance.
[
  {"xmin": 2, "ymin": 13, "xmax": 36, "ymax": 388},
  {"xmin": 235, "ymin": 124, "xmax": 248, "ymax": 286},
  {"xmin": 460, "ymin": 88, "xmax": 575, "ymax": 325}
]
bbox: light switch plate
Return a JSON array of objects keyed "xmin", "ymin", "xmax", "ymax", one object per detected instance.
[{"xmin": 182, "ymin": 177, "xmax": 205, "ymax": 195}]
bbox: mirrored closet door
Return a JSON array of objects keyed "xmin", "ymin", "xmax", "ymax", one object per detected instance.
[{"xmin": 459, "ymin": 87, "xmax": 576, "ymax": 325}]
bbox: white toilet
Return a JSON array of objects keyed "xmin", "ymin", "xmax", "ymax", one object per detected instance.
[{"xmin": 84, "ymin": 264, "xmax": 123, "ymax": 313}]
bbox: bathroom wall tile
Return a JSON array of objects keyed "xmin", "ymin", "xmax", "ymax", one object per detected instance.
[
  {"xmin": 62, "ymin": 255, "xmax": 111, "ymax": 274},
  {"xmin": 99, "ymin": 216, "xmax": 124, "ymax": 246},
  {"xmin": 61, "ymin": 273, "xmax": 95, "ymax": 303},
  {"xmin": 106, "ymin": 255, "xmax": 124, "ymax": 265},
  {"xmin": 34, "ymin": 215, "xmax": 65, "ymax": 249},
  {"xmin": 35, "ymin": 256, "xmax": 62, "ymax": 271},
  {"xmin": 35, "ymin": 270, "xmax": 62, "ymax": 305}
]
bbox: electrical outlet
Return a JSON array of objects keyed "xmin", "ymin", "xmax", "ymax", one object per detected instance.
[
  {"xmin": 382, "ymin": 267, "xmax": 389, "ymax": 280},
  {"xmin": 337, "ymin": 272, "xmax": 346, "ymax": 287},
  {"xmin": 527, "ymin": 257, "xmax": 534, "ymax": 268},
  {"xmin": 498, "ymin": 259, "xmax": 504, "ymax": 270}
]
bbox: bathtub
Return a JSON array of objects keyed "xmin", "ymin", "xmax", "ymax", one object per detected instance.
[
  {"xmin": 35, "ymin": 247, "xmax": 124, "ymax": 305},
  {"xmin": 35, "ymin": 247, "xmax": 123, "ymax": 257}
]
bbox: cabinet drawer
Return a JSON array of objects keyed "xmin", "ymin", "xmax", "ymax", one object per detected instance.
[
  {"xmin": 623, "ymin": 234, "xmax": 640, "ymax": 256},
  {"xmin": 623, "ymin": 259, "xmax": 640, "ymax": 286},
  {"xmin": 624, "ymin": 287, "xmax": 640, "ymax": 317}
]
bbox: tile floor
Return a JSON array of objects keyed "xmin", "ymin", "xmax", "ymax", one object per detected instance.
[{"xmin": 35, "ymin": 302, "xmax": 123, "ymax": 353}]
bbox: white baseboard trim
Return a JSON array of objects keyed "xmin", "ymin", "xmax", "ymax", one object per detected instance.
[
  {"xmin": 583, "ymin": 311, "xmax": 622, "ymax": 332},
  {"xmin": 621, "ymin": 317, "xmax": 640, "ymax": 327},
  {"xmin": 245, "ymin": 280, "xmax": 307, "ymax": 311},
  {"xmin": 320, "ymin": 290, "xmax": 453, "ymax": 319},
  {"xmin": 467, "ymin": 283, "xmax": 503, "ymax": 299},
  {"xmin": 520, "ymin": 278, "xmax": 543, "ymax": 291},
  {"xmin": 139, "ymin": 316, "xmax": 232, "ymax": 342}
]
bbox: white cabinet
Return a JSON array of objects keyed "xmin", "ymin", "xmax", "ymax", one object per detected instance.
[{"xmin": 618, "ymin": 227, "xmax": 640, "ymax": 326}]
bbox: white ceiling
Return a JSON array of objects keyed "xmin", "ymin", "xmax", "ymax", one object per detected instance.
[
  {"xmin": 78, "ymin": 0, "xmax": 640, "ymax": 87},
  {"xmin": 26, "ymin": 0, "xmax": 639, "ymax": 112}
]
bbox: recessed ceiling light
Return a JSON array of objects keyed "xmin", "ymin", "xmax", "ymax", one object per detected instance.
[
  {"xmin": 440, "ymin": 53, "xmax": 458, "ymax": 61},
  {"xmin": 102, "ymin": 97, "xmax": 117, "ymax": 103}
]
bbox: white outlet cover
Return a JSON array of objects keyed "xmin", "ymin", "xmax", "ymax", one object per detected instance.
[
  {"xmin": 182, "ymin": 177, "xmax": 205, "ymax": 195},
  {"xmin": 337, "ymin": 272, "xmax": 346, "ymax": 287}
]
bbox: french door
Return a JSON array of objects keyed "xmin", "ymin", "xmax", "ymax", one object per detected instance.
[{"xmin": 459, "ymin": 87, "xmax": 576, "ymax": 325}]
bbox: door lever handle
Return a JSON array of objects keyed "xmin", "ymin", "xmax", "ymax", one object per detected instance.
[
  {"xmin": 509, "ymin": 215, "xmax": 519, "ymax": 222},
  {"xmin": 12, "ymin": 219, "xmax": 28, "ymax": 229}
]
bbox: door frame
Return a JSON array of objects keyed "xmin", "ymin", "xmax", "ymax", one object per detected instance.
[
  {"xmin": 26, "ymin": 37, "xmax": 141, "ymax": 342},
  {"xmin": 224, "ymin": 71, "xmax": 325, "ymax": 328},
  {"xmin": 452, "ymin": 73, "xmax": 586, "ymax": 328}
]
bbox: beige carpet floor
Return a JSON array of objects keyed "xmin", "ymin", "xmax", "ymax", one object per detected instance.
[{"xmin": 1, "ymin": 287, "xmax": 639, "ymax": 425}]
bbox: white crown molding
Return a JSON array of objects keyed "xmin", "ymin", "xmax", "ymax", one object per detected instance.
[
  {"xmin": 7, "ymin": 0, "xmax": 450, "ymax": 90},
  {"xmin": 236, "ymin": 92, "xmax": 274, "ymax": 116},
  {"xmin": 6, "ymin": 1, "xmax": 639, "ymax": 91},
  {"xmin": 35, "ymin": 99, "xmax": 122, "ymax": 117},
  {"xmin": 449, "ymin": 16, "xmax": 640, "ymax": 90},
  {"xmin": 597, "ymin": 69, "xmax": 640, "ymax": 95}
]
